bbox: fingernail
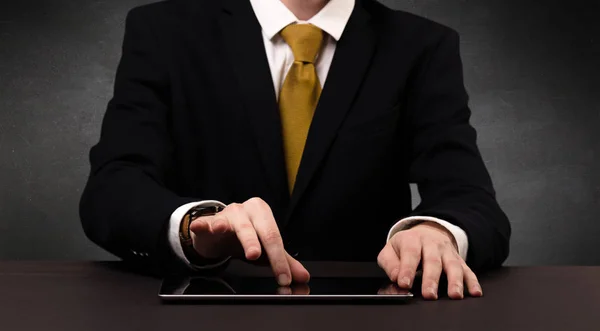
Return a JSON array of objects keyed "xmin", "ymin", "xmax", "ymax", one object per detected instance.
[
  {"xmin": 473, "ymin": 285, "xmax": 483, "ymax": 296},
  {"xmin": 278, "ymin": 274, "xmax": 290, "ymax": 286},
  {"xmin": 401, "ymin": 277, "xmax": 411, "ymax": 287},
  {"xmin": 427, "ymin": 286, "xmax": 438, "ymax": 299},
  {"xmin": 455, "ymin": 286, "xmax": 464, "ymax": 298}
]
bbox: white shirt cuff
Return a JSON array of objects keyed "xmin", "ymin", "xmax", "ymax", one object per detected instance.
[
  {"xmin": 386, "ymin": 216, "xmax": 469, "ymax": 261},
  {"xmin": 168, "ymin": 200, "xmax": 231, "ymax": 270}
]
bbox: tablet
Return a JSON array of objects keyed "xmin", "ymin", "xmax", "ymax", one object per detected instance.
[{"xmin": 159, "ymin": 276, "xmax": 413, "ymax": 301}]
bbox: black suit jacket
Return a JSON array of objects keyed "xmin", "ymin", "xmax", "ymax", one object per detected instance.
[{"xmin": 80, "ymin": 0, "xmax": 511, "ymax": 273}]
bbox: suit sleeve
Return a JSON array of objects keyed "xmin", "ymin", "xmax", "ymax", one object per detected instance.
[
  {"xmin": 79, "ymin": 8, "xmax": 196, "ymax": 273},
  {"xmin": 405, "ymin": 28, "xmax": 511, "ymax": 272}
]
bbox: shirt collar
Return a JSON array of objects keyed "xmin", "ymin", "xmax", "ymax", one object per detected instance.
[{"xmin": 249, "ymin": 0, "xmax": 355, "ymax": 41}]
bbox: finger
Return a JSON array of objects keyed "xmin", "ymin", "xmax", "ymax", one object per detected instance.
[
  {"xmin": 392, "ymin": 233, "xmax": 422, "ymax": 289},
  {"xmin": 377, "ymin": 244, "xmax": 401, "ymax": 283},
  {"xmin": 442, "ymin": 249, "xmax": 465, "ymax": 299},
  {"xmin": 463, "ymin": 263, "xmax": 483, "ymax": 297},
  {"xmin": 189, "ymin": 217, "xmax": 211, "ymax": 234},
  {"xmin": 244, "ymin": 198, "xmax": 291, "ymax": 286},
  {"xmin": 190, "ymin": 215, "xmax": 231, "ymax": 259},
  {"xmin": 190, "ymin": 214, "xmax": 233, "ymax": 236},
  {"xmin": 225, "ymin": 204, "xmax": 262, "ymax": 260},
  {"xmin": 209, "ymin": 214, "xmax": 232, "ymax": 234},
  {"xmin": 421, "ymin": 240, "xmax": 443, "ymax": 300},
  {"xmin": 286, "ymin": 251, "xmax": 310, "ymax": 283}
]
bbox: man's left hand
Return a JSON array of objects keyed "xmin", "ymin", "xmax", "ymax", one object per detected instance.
[{"xmin": 377, "ymin": 221, "xmax": 483, "ymax": 300}]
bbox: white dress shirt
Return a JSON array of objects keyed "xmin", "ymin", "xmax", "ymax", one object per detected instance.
[{"xmin": 167, "ymin": 0, "xmax": 469, "ymax": 269}]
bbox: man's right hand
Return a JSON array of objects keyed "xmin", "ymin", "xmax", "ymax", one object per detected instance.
[{"xmin": 189, "ymin": 197, "xmax": 309, "ymax": 286}]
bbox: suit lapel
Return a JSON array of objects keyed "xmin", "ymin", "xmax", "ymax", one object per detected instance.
[
  {"xmin": 286, "ymin": 3, "xmax": 376, "ymax": 222},
  {"xmin": 215, "ymin": 0, "xmax": 291, "ymax": 207}
]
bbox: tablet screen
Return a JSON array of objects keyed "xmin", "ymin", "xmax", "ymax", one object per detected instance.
[{"xmin": 159, "ymin": 276, "xmax": 412, "ymax": 300}]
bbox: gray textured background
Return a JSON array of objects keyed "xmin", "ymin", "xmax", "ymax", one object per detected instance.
[{"xmin": 0, "ymin": 0, "xmax": 598, "ymax": 264}]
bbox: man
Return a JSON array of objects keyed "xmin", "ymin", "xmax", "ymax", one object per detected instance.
[{"xmin": 80, "ymin": 0, "xmax": 511, "ymax": 300}]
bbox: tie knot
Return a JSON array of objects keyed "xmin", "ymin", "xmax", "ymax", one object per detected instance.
[{"xmin": 280, "ymin": 23, "xmax": 324, "ymax": 64}]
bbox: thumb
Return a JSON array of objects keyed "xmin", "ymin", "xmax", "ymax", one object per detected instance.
[
  {"xmin": 189, "ymin": 217, "xmax": 211, "ymax": 234},
  {"xmin": 286, "ymin": 252, "xmax": 310, "ymax": 283}
]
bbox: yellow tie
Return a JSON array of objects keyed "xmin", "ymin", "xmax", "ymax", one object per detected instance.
[{"xmin": 278, "ymin": 23, "xmax": 324, "ymax": 192}]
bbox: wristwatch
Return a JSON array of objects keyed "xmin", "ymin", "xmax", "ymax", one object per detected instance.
[{"xmin": 179, "ymin": 204, "xmax": 225, "ymax": 266}]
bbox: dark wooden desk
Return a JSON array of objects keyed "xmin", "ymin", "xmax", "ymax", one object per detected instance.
[{"xmin": 0, "ymin": 261, "xmax": 599, "ymax": 331}]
